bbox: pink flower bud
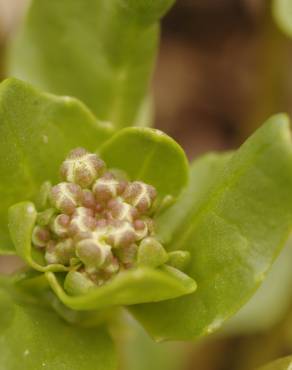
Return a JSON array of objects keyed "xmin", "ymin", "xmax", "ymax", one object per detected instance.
[
  {"xmin": 93, "ymin": 173, "xmax": 125, "ymax": 203},
  {"xmin": 32, "ymin": 225, "xmax": 51, "ymax": 247},
  {"xmin": 69, "ymin": 207, "xmax": 96, "ymax": 236},
  {"xmin": 76, "ymin": 238, "xmax": 111, "ymax": 269},
  {"xmin": 60, "ymin": 148, "xmax": 105, "ymax": 188},
  {"xmin": 107, "ymin": 220, "xmax": 136, "ymax": 248},
  {"xmin": 50, "ymin": 214, "xmax": 70, "ymax": 237},
  {"xmin": 49, "ymin": 182, "xmax": 82, "ymax": 214},
  {"xmin": 123, "ymin": 181, "xmax": 157, "ymax": 213}
]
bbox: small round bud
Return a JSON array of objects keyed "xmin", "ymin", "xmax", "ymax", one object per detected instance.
[
  {"xmin": 133, "ymin": 219, "xmax": 149, "ymax": 240},
  {"xmin": 76, "ymin": 238, "xmax": 111, "ymax": 269},
  {"xmin": 102, "ymin": 255, "xmax": 119, "ymax": 275},
  {"xmin": 55, "ymin": 238, "xmax": 75, "ymax": 265},
  {"xmin": 37, "ymin": 208, "xmax": 56, "ymax": 226},
  {"xmin": 45, "ymin": 240, "xmax": 59, "ymax": 264},
  {"xmin": 81, "ymin": 189, "xmax": 96, "ymax": 209},
  {"xmin": 93, "ymin": 174, "xmax": 124, "ymax": 203},
  {"xmin": 69, "ymin": 207, "xmax": 96, "ymax": 236},
  {"xmin": 106, "ymin": 198, "xmax": 137, "ymax": 222},
  {"xmin": 117, "ymin": 243, "xmax": 138, "ymax": 267},
  {"xmin": 167, "ymin": 251, "xmax": 190, "ymax": 271},
  {"xmin": 32, "ymin": 226, "xmax": 51, "ymax": 248},
  {"xmin": 50, "ymin": 182, "xmax": 82, "ymax": 214},
  {"xmin": 123, "ymin": 182, "xmax": 157, "ymax": 213},
  {"xmin": 64, "ymin": 271, "xmax": 96, "ymax": 296},
  {"xmin": 60, "ymin": 148, "xmax": 105, "ymax": 188},
  {"xmin": 50, "ymin": 214, "xmax": 70, "ymax": 237},
  {"xmin": 107, "ymin": 220, "xmax": 136, "ymax": 248},
  {"xmin": 137, "ymin": 237, "xmax": 168, "ymax": 268}
]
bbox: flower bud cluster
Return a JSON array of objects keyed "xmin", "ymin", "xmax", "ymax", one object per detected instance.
[{"xmin": 32, "ymin": 147, "xmax": 167, "ymax": 288}]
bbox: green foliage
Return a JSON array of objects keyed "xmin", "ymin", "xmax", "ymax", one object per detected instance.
[
  {"xmin": 273, "ymin": 0, "xmax": 292, "ymax": 37},
  {"xmin": 8, "ymin": 0, "xmax": 174, "ymax": 128},
  {"xmin": 2, "ymin": 75, "xmax": 292, "ymax": 365},
  {"xmin": 0, "ymin": 288, "xmax": 117, "ymax": 370},
  {"xmin": 0, "ymin": 78, "xmax": 112, "ymax": 254},
  {"xmin": 46, "ymin": 266, "xmax": 196, "ymax": 311},
  {"xmin": 131, "ymin": 115, "xmax": 292, "ymax": 340},
  {"xmin": 258, "ymin": 356, "xmax": 292, "ymax": 370},
  {"xmin": 99, "ymin": 127, "xmax": 189, "ymax": 198},
  {"xmin": 225, "ymin": 240, "xmax": 292, "ymax": 334}
]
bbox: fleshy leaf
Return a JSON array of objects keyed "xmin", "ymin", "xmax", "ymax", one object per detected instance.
[
  {"xmin": 273, "ymin": 0, "xmax": 292, "ymax": 38},
  {"xmin": 0, "ymin": 78, "xmax": 112, "ymax": 254},
  {"xmin": 258, "ymin": 356, "xmax": 292, "ymax": 370},
  {"xmin": 224, "ymin": 240, "xmax": 292, "ymax": 334},
  {"xmin": 131, "ymin": 114, "xmax": 292, "ymax": 340},
  {"xmin": 157, "ymin": 152, "xmax": 232, "ymax": 244},
  {"xmin": 8, "ymin": 0, "xmax": 174, "ymax": 128},
  {"xmin": 99, "ymin": 127, "xmax": 189, "ymax": 198},
  {"xmin": 45, "ymin": 265, "xmax": 196, "ymax": 311},
  {"xmin": 8, "ymin": 202, "xmax": 67, "ymax": 272},
  {"xmin": 122, "ymin": 314, "xmax": 189, "ymax": 370},
  {"xmin": 0, "ymin": 288, "xmax": 117, "ymax": 370}
]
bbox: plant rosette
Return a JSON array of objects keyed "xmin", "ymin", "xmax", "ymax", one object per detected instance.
[
  {"xmin": 9, "ymin": 144, "xmax": 196, "ymax": 311},
  {"xmin": 2, "ymin": 78, "xmax": 292, "ymax": 368}
]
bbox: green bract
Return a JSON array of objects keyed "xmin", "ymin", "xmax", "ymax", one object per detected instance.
[{"xmin": 8, "ymin": 0, "xmax": 174, "ymax": 128}]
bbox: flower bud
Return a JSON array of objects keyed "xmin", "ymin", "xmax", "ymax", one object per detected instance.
[
  {"xmin": 92, "ymin": 173, "xmax": 126, "ymax": 203},
  {"xmin": 137, "ymin": 237, "xmax": 168, "ymax": 267},
  {"xmin": 107, "ymin": 220, "xmax": 136, "ymax": 248},
  {"xmin": 133, "ymin": 219, "xmax": 149, "ymax": 240},
  {"xmin": 50, "ymin": 182, "xmax": 82, "ymax": 214},
  {"xmin": 32, "ymin": 225, "xmax": 51, "ymax": 248},
  {"xmin": 69, "ymin": 207, "xmax": 97, "ymax": 236},
  {"xmin": 106, "ymin": 198, "xmax": 137, "ymax": 222},
  {"xmin": 76, "ymin": 238, "xmax": 111, "ymax": 269},
  {"xmin": 54, "ymin": 238, "xmax": 75, "ymax": 265},
  {"xmin": 64, "ymin": 271, "xmax": 96, "ymax": 296},
  {"xmin": 123, "ymin": 181, "xmax": 157, "ymax": 213},
  {"xmin": 60, "ymin": 147, "xmax": 105, "ymax": 188},
  {"xmin": 50, "ymin": 214, "xmax": 71, "ymax": 237},
  {"xmin": 81, "ymin": 189, "xmax": 96, "ymax": 209},
  {"xmin": 45, "ymin": 240, "xmax": 59, "ymax": 264},
  {"xmin": 102, "ymin": 255, "xmax": 119, "ymax": 275},
  {"xmin": 167, "ymin": 251, "xmax": 190, "ymax": 271},
  {"xmin": 37, "ymin": 208, "xmax": 56, "ymax": 226},
  {"xmin": 117, "ymin": 243, "xmax": 138, "ymax": 267}
]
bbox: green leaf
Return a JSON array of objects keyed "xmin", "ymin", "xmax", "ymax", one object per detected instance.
[
  {"xmin": 121, "ymin": 314, "xmax": 189, "ymax": 370},
  {"xmin": 0, "ymin": 78, "xmax": 112, "ymax": 254},
  {"xmin": 224, "ymin": 240, "xmax": 292, "ymax": 334},
  {"xmin": 8, "ymin": 202, "xmax": 68, "ymax": 272},
  {"xmin": 273, "ymin": 0, "xmax": 292, "ymax": 38},
  {"xmin": 99, "ymin": 127, "xmax": 189, "ymax": 198},
  {"xmin": 8, "ymin": 0, "xmax": 175, "ymax": 128},
  {"xmin": 258, "ymin": 356, "xmax": 292, "ymax": 370},
  {"xmin": 0, "ymin": 288, "xmax": 117, "ymax": 370},
  {"xmin": 45, "ymin": 265, "xmax": 196, "ymax": 311},
  {"xmin": 131, "ymin": 114, "xmax": 292, "ymax": 340},
  {"xmin": 157, "ymin": 152, "xmax": 232, "ymax": 244}
]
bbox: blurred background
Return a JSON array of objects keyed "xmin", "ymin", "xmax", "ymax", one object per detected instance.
[{"xmin": 1, "ymin": 1, "xmax": 292, "ymax": 369}]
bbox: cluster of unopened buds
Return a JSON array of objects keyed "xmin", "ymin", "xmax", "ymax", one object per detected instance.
[{"xmin": 31, "ymin": 148, "xmax": 170, "ymax": 292}]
